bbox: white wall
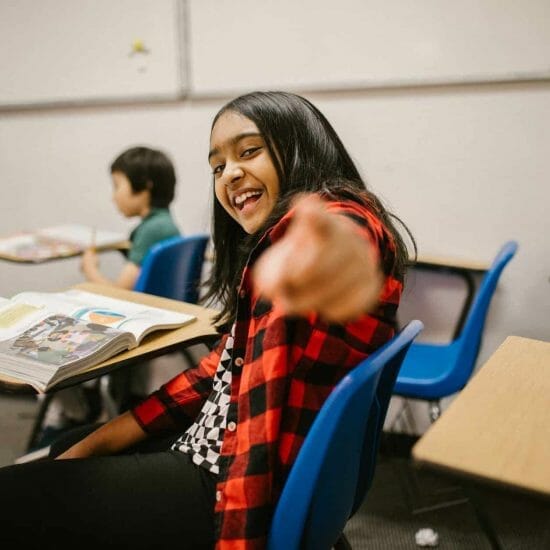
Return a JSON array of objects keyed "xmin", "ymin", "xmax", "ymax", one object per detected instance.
[{"xmin": 1, "ymin": 1, "xmax": 549, "ymax": 431}]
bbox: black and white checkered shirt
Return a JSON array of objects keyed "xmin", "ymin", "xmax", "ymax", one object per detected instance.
[{"xmin": 171, "ymin": 326, "xmax": 234, "ymax": 474}]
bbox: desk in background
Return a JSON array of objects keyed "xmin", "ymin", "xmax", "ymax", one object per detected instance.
[
  {"xmin": 413, "ymin": 335, "xmax": 550, "ymax": 496},
  {"xmin": 0, "ymin": 241, "xmax": 129, "ymax": 264},
  {"xmin": 412, "ymin": 336, "xmax": 550, "ymax": 548},
  {"xmin": 0, "ymin": 225, "xmax": 130, "ymax": 264}
]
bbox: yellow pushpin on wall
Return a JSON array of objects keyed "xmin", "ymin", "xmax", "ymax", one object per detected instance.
[{"xmin": 129, "ymin": 39, "xmax": 150, "ymax": 56}]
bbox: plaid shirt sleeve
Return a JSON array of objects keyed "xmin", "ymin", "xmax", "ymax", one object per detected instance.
[
  {"xmin": 131, "ymin": 334, "xmax": 228, "ymax": 433},
  {"xmin": 324, "ymin": 198, "xmax": 403, "ymax": 310},
  {"xmin": 213, "ymin": 198, "xmax": 403, "ymax": 549}
]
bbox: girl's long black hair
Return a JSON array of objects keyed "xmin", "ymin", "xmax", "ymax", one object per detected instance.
[{"xmin": 202, "ymin": 91, "xmax": 415, "ymax": 327}]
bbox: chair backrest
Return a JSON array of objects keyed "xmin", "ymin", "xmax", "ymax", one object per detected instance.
[
  {"xmin": 267, "ymin": 320, "xmax": 424, "ymax": 550},
  {"xmin": 133, "ymin": 234, "xmax": 209, "ymax": 303},
  {"xmin": 447, "ymin": 240, "xmax": 518, "ymax": 391}
]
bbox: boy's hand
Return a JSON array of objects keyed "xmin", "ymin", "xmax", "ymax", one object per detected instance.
[
  {"xmin": 253, "ymin": 194, "xmax": 384, "ymax": 323},
  {"xmin": 80, "ymin": 248, "xmax": 99, "ymax": 279}
]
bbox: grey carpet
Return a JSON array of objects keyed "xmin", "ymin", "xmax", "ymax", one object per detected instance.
[{"xmin": 343, "ymin": 451, "xmax": 550, "ymax": 549}]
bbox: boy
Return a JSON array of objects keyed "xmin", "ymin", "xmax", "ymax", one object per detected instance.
[
  {"xmin": 36, "ymin": 147, "xmax": 180, "ymax": 448},
  {"xmin": 81, "ymin": 146, "xmax": 180, "ymax": 288}
]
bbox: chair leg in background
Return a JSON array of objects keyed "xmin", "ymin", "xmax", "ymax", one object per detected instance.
[
  {"xmin": 383, "ymin": 430, "xmax": 468, "ymax": 515},
  {"xmin": 25, "ymin": 393, "xmax": 55, "ymax": 452},
  {"xmin": 181, "ymin": 347, "xmax": 197, "ymax": 369},
  {"xmin": 99, "ymin": 376, "xmax": 120, "ymax": 419},
  {"xmin": 387, "ymin": 399, "xmax": 467, "ymax": 514},
  {"xmin": 463, "ymin": 485, "xmax": 504, "ymax": 550},
  {"xmin": 388, "ymin": 398, "xmax": 418, "ymax": 434},
  {"xmin": 395, "ymin": 461, "xmax": 469, "ymax": 514},
  {"xmin": 428, "ymin": 400, "xmax": 441, "ymax": 422}
]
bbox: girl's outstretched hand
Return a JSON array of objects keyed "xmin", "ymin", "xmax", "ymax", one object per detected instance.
[{"xmin": 253, "ymin": 194, "xmax": 384, "ymax": 323}]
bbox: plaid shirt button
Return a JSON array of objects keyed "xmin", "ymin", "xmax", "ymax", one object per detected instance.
[
  {"xmin": 216, "ymin": 490, "xmax": 222, "ymax": 502},
  {"xmin": 234, "ymin": 357, "xmax": 244, "ymax": 366},
  {"xmin": 227, "ymin": 421, "xmax": 236, "ymax": 431}
]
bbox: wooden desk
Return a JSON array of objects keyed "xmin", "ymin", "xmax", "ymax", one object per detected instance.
[
  {"xmin": 0, "ymin": 240, "xmax": 130, "ymax": 264},
  {"xmin": 412, "ymin": 335, "xmax": 550, "ymax": 497},
  {"xmin": 411, "ymin": 254, "xmax": 490, "ymax": 338},
  {"xmin": 0, "ymin": 282, "xmax": 220, "ymax": 394}
]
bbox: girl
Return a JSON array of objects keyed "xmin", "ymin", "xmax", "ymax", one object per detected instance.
[{"xmin": 0, "ymin": 91, "xmax": 412, "ymax": 549}]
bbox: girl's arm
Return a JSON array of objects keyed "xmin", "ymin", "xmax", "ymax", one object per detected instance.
[
  {"xmin": 55, "ymin": 411, "xmax": 147, "ymax": 460},
  {"xmin": 253, "ymin": 194, "xmax": 384, "ymax": 322},
  {"xmin": 57, "ymin": 341, "xmax": 225, "ymax": 460}
]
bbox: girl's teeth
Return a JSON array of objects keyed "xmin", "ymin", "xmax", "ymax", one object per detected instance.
[{"xmin": 235, "ymin": 191, "xmax": 261, "ymax": 205}]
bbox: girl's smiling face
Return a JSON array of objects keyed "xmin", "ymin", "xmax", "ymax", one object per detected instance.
[{"xmin": 209, "ymin": 111, "xmax": 280, "ymax": 235}]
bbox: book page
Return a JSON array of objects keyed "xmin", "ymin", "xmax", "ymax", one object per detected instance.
[
  {"xmin": 11, "ymin": 289, "xmax": 196, "ymax": 345},
  {"xmin": 0, "ymin": 313, "xmax": 124, "ymax": 367},
  {"xmin": 0, "ymin": 311, "xmax": 131, "ymax": 391},
  {"xmin": 0, "ymin": 300, "xmax": 52, "ymax": 341}
]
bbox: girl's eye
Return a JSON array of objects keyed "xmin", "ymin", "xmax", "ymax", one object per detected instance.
[
  {"xmin": 212, "ymin": 164, "xmax": 224, "ymax": 176},
  {"xmin": 242, "ymin": 147, "xmax": 260, "ymax": 158}
]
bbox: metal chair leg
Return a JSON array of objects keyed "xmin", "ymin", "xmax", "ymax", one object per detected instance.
[
  {"xmin": 25, "ymin": 393, "xmax": 55, "ymax": 451},
  {"xmin": 428, "ymin": 400, "xmax": 441, "ymax": 422},
  {"xmin": 389, "ymin": 398, "xmax": 418, "ymax": 434},
  {"xmin": 464, "ymin": 485, "xmax": 504, "ymax": 550},
  {"xmin": 99, "ymin": 376, "xmax": 120, "ymax": 419},
  {"xmin": 181, "ymin": 347, "xmax": 196, "ymax": 369}
]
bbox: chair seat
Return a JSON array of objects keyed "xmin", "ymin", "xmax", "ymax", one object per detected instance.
[{"xmin": 393, "ymin": 340, "xmax": 464, "ymax": 401}]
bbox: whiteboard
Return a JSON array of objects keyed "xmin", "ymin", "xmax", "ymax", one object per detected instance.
[
  {"xmin": 189, "ymin": 0, "xmax": 550, "ymax": 94},
  {"xmin": 0, "ymin": 0, "xmax": 186, "ymax": 107}
]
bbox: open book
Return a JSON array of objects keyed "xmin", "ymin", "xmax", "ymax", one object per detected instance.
[
  {"xmin": 0, "ymin": 289, "xmax": 195, "ymax": 392},
  {"xmin": 0, "ymin": 224, "xmax": 128, "ymax": 263}
]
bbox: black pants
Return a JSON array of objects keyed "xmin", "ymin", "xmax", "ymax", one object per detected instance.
[{"xmin": 0, "ymin": 425, "xmax": 217, "ymax": 549}]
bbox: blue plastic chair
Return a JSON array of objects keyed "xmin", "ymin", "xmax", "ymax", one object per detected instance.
[
  {"xmin": 393, "ymin": 241, "xmax": 518, "ymax": 420},
  {"xmin": 133, "ymin": 234, "xmax": 209, "ymax": 303},
  {"xmin": 99, "ymin": 234, "xmax": 210, "ymax": 417},
  {"xmin": 132, "ymin": 232, "xmax": 210, "ymax": 372},
  {"xmin": 267, "ymin": 320, "xmax": 424, "ymax": 550}
]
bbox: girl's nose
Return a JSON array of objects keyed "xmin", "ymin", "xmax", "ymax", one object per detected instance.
[{"xmin": 224, "ymin": 162, "xmax": 244, "ymax": 186}]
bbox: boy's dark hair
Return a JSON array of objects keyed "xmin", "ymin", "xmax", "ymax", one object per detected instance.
[
  {"xmin": 203, "ymin": 91, "xmax": 415, "ymax": 326},
  {"xmin": 110, "ymin": 146, "xmax": 176, "ymax": 208}
]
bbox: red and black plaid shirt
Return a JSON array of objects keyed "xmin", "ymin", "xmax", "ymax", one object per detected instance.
[{"xmin": 132, "ymin": 198, "xmax": 402, "ymax": 549}]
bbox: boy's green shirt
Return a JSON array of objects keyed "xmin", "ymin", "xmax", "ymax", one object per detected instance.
[{"xmin": 127, "ymin": 208, "xmax": 180, "ymax": 266}]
